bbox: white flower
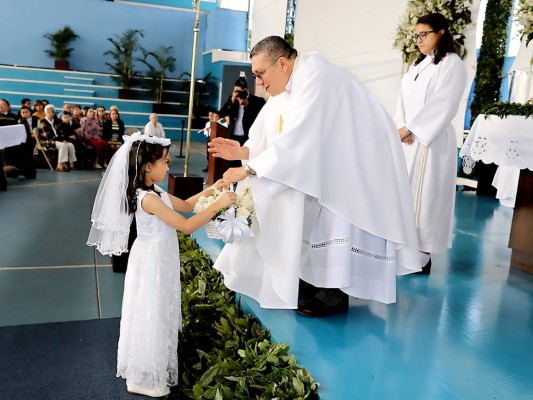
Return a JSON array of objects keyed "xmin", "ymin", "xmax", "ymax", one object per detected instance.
[
  {"xmin": 194, "ymin": 186, "xmax": 256, "ymax": 228},
  {"xmin": 236, "ymin": 207, "xmax": 251, "ymax": 219}
]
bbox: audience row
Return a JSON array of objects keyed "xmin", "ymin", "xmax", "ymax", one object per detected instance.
[{"xmin": 1, "ymin": 97, "xmax": 167, "ymax": 177}]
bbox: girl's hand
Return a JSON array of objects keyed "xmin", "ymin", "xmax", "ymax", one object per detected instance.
[
  {"xmin": 212, "ymin": 179, "xmax": 230, "ymax": 191},
  {"xmin": 215, "ymin": 191, "xmax": 237, "ymax": 209}
]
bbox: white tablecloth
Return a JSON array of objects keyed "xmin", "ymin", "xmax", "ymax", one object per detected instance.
[
  {"xmin": 460, "ymin": 115, "xmax": 533, "ymax": 172},
  {"xmin": 0, "ymin": 124, "xmax": 26, "ymax": 149},
  {"xmin": 460, "ymin": 115, "xmax": 533, "ymax": 207}
]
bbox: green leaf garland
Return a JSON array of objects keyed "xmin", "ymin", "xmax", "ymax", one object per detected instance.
[{"xmin": 469, "ymin": 0, "xmax": 514, "ymax": 126}]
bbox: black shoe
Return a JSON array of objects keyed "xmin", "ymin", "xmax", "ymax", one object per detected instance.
[
  {"xmin": 297, "ymin": 289, "xmax": 349, "ymax": 317},
  {"xmin": 415, "ymin": 258, "xmax": 432, "ymax": 275},
  {"xmin": 298, "ymin": 280, "xmax": 320, "ymax": 304}
]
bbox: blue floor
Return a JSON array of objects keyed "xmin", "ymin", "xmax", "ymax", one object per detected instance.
[{"xmin": 1, "ymin": 149, "xmax": 532, "ymax": 399}]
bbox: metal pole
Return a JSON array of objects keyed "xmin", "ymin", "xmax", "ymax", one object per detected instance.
[
  {"xmin": 178, "ymin": 119, "xmax": 185, "ymax": 158},
  {"xmin": 92, "ymin": 248, "xmax": 102, "ymax": 319},
  {"xmin": 184, "ymin": 0, "xmax": 201, "ymax": 177}
]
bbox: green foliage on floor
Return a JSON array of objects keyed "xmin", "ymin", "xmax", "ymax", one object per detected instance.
[{"xmin": 171, "ymin": 232, "xmax": 320, "ymax": 400}]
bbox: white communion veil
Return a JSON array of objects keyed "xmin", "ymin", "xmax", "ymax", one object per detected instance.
[{"xmin": 87, "ymin": 132, "xmax": 171, "ymax": 256}]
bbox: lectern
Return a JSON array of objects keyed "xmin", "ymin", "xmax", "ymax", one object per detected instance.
[
  {"xmin": 509, "ymin": 170, "xmax": 533, "ymax": 274},
  {"xmin": 207, "ymin": 121, "xmax": 229, "ymax": 186}
]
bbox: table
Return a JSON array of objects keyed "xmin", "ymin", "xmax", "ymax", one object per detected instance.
[
  {"xmin": 460, "ymin": 115, "xmax": 533, "ymax": 273},
  {"xmin": 0, "ymin": 124, "xmax": 27, "ymax": 191},
  {"xmin": 0, "ymin": 124, "xmax": 26, "ymax": 149}
]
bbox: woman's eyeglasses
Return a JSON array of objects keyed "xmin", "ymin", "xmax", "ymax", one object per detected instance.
[{"xmin": 412, "ymin": 31, "xmax": 435, "ymax": 42}]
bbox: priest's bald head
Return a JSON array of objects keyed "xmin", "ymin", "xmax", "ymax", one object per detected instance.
[{"xmin": 250, "ymin": 36, "xmax": 298, "ymax": 96}]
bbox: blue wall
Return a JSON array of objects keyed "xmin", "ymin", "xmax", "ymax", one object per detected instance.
[
  {"xmin": 206, "ymin": 8, "xmax": 248, "ymax": 51},
  {"xmin": 0, "ymin": 0, "xmax": 210, "ymax": 77},
  {"xmin": 123, "ymin": 0, "xmax": 217, "ymax": 11}
]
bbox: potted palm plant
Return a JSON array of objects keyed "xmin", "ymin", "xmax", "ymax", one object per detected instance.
[
  {"xmin": 104, "ymin": 29, "xmax": 144, "ymax": 99},
  {"xmin": 43, "ymin": 26, "xmax": 79, "ymax": 70},
  {"xmin": 138, "ymin": 45, "xmax": 176, "ymax": 114},
  {"xmin": 179, "ymin": 72, "xmax": 218, "ymax": 127}
]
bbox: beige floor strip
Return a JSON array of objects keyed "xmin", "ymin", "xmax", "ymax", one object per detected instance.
[
  {"xmin": 9, "ymin": 178, "xmax": 101, "ymax": 189},
  {"xmin": 0, "ymin": 264, "xmax": 112, "ymax": 271}
]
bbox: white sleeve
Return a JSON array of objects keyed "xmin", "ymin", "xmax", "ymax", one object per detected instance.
[{"xmin": 408, "ymin": 55, "xmax": 467, "ymax": 145}]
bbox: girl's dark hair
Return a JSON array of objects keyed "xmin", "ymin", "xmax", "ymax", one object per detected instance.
[
  {"xmin": 414, "ymin": 13, "xmax": 460, "ymax": 66},
  {"xmin": 126, "ymin": 141, "xmax": 169, "ymax": 214}
]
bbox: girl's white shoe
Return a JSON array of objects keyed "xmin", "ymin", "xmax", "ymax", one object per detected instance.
[{"xmin": 127, "ymin": 384, "xmax": 170, "ymax": 398}]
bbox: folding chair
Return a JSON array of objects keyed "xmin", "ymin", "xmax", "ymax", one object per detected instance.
[{"xmin": 33, "ymin": 128, "xmax": 54, "ymax": 171}]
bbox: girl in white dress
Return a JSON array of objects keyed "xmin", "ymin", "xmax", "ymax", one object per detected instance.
[
  {"xmin": 394, "ymin": 13, "xmax": 468, "ymax": 273},
  {"xmin": 87, "ymin": 132, "xmax": 236, "ymax": 397}
]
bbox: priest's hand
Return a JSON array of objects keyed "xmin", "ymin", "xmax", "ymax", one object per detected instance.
[
  {"xmin": 208, "ymin": 138, "xmax": 242, "ymax": 160},
  {"xmin": 223, "ymin": 167, "xmax": 247, "ymax": 184}
]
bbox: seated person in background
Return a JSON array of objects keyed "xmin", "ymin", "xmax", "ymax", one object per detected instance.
[
  {"xmin": 96, "ymin": 105, "xmax": 107, "ymax": 129},
  {"xmin": 58, "ymin": 111, "xmax": 83, "ymax": 168},
  {"xmin": 72, "ymin": 104, "xmax": 83, "ymax": 130},
  {"xmin": 2, "ymin": 106, "xmax": 36, "ymax": 179},
  {"xmin": 62, "ymin": 102, "xmax": 72, "ymax": 119},
  {"xmin": 11, "ymin": 106, "xmax": 37, "ymax": 179},
  {"xmin": 81, "ymin": 107, "xmax": 108, "ymax": 169},
  {"xmin": 32, "ymin": 100, "xmax": 45, "ymax": 123},
  {"xmin": 42, "ymin": 104, "xmax": 77, "ymax": 172},
  {"xmin": 16, "ymin": 98, "xmax": 32, "ymax": 120},
  {"xmin": 143, "ymin": 113, "xmax": 165, "ymax": 137},
  {"xmin": 102, "ymin": 108, "xmax": 125, "ymax": 153},
  {"xmin": 1, "ymin": 99, "xmax": 17, "ymax": 120}
]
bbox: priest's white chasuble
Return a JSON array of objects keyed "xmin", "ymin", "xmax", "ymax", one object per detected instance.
[
  {"xmin": 214, "ymin": 53, "xmax": 421, "ymax": 309},
  {"xmin": 394, "ymin": 53, "xmax": 467, "ymax": 253}
]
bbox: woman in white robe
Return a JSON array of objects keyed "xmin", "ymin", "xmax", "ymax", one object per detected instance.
[{"xmin": 394, "ymin": 13, "xmax": 468, "ymax": 271}]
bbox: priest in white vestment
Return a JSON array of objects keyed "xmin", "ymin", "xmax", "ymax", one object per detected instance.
[
  {"xmin": 210, "ymin": 36, "xmax": 421, "ymax": 317},
  {"xmin": 394, "ymin": 13, "xmax": 468, "ymax": 273}
]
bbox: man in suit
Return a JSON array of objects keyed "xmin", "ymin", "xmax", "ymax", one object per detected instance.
[
  {"xmin": 218, "ymin": 78, "xmax": 265, "ymax": 167},
  {"xmin": 218, "ymin": 78, "xmax": 266, "ymax": 146}
]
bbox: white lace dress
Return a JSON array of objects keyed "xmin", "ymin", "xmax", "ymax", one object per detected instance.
[{"xmin": 117, "ymin": 188, "xmax": 181, "ymax": 396}]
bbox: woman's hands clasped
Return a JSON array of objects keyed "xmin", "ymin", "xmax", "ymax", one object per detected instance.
[{"xmin": 398, "ymin": 127, "xmax": 414, "ymax": 145}]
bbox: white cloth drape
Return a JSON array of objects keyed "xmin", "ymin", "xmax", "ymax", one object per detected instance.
[
  {"xmin": 214, "ymin": 53, "xmax": 421, "ymax": 308},
  {"xmin": 0, "ymin": 124, "xmax": 26, "ymax": 149}
]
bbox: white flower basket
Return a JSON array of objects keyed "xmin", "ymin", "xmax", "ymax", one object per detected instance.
[{"xmin": 205, "ymin": 220, "xmax": 223, "ymax": 239}]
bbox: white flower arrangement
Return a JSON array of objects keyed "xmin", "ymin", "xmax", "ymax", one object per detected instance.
[
  {"xmin": 393, "ymin": 0, "xmax": 473, "ymax": 65},
  {"xmin": 194, "ymin": 187, "xmax": 256, "ymax": 243},
  {"xmin": 517, "ymin": 0, "xmax": 533, "ymax": 46},
  {"xmin": 194, "ymin": 187, "xmax": 255, "ymax": 226}
]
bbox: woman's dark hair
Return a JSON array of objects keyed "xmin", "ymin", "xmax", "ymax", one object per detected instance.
[
  {"xmin": 126, "ymin": 141, "xmax": 169, "ymax": 214},
  {"xmin": 250, "ymin": 36, "xmax": 298, "ymax": 62},
  {"xmin": 414, "ymin": 13, "xmax": 459, "ymax": 66}
]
